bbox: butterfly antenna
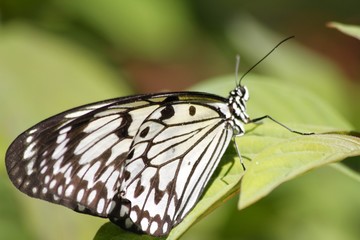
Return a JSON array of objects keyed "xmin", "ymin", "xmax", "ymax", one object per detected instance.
[
  {"xmin": 238, "ymin": 36, "xmax": 294, "ymax": 85},
  {"xmin": 235, "ymin": 55, "xmax": 240, "ymax": 86}
]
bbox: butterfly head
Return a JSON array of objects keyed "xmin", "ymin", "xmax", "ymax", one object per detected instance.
[
  {"xmin": 228, "ymin": 85, "xmax": 250, "ymax": 124},
  {"xmin": 228, "ymin": 37, "xmax": 294, "ymax": 127}
]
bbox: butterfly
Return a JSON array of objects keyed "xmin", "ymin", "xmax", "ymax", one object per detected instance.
[{"xmin": 5, "ymin": 37, "xmax": 307, "ymax": 237}]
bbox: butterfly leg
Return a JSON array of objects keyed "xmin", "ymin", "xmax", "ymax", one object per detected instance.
[
  {"xmin": 249, "ymin": 115, "xmax": 315, "ymax": 135},
  {"xmin": 233, "ymin": 137, "xmax": 246, "ymax": 170}
]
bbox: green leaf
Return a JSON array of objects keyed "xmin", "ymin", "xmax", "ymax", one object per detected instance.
[
  {"xmin": 328, "ymin": 22, "xmax": 360, "ymax": 40},
  {"xmin": 237, "ymin": 129, "xmax": 360, "ymax": 210}
]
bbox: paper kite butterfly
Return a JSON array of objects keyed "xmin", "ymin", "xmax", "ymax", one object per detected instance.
[{"xmin": 5, "ymin": 37, "xmax": 307, "ymax": 237}]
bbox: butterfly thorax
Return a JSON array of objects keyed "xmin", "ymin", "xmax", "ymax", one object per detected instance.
[{"xmin": 227, "ymin": 85, "xmax": 250, "ymax": 135}]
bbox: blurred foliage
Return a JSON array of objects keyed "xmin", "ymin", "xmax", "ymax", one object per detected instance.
[{"xmin": 1, "ymin": 1, "xmax": 360, "ymax": 240}]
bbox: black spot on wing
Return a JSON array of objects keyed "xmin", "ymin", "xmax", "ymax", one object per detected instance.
[
  {"xmin": 140, "ymin": 126, "xmax": 150, "ymax": 138},
  {"xmin": 134, "ymin": 180, "xmax": 145, "ymax": 198},
  {"xmin": 123, "ymin": 170, "xmax": 131, "ymax": 181},
  {"xmin": 159, "ymin": 105, "xmax": 175, "ymax": 121},
  {"xmin": 115, "ymin": 112, "xmax": 132, "ymax": 138},
  {"xmin": 189, "ymin": 105, "xmax": 196, "ymax": 116}
]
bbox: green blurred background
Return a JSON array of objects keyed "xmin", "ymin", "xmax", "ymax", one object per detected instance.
[{"xmin": 1, "ymin": 1, "xmax": 360, "ymax": 239}]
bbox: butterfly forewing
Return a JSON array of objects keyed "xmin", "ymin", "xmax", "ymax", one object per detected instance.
[
  {"xmin": 5, "ymin": 92, "xmax": 239, "ymax": 236},
  {"xmin": 110, "ymin": 102, "xmax": 233, "ymax": 235}
]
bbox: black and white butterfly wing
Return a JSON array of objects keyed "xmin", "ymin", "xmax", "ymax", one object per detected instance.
[
  {"xmin": 5, "ymin": 92, "xmax": 235, "ymax": 237},
  {"xmin": 5, "ymin": 95, "xmax": 161, "ymax": 217},
  {"xmin": 110, "ymin": 101, "xmax": 233, "ymax": 236}
]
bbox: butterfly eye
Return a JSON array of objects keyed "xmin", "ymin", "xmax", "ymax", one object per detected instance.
[
  {"xmin": 235, "ymin": 86, "xmax": 245, "ymax": 97},
  {"xmin": 238, "ymin": 86, "xmax": 249, "ymax": 101}
]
